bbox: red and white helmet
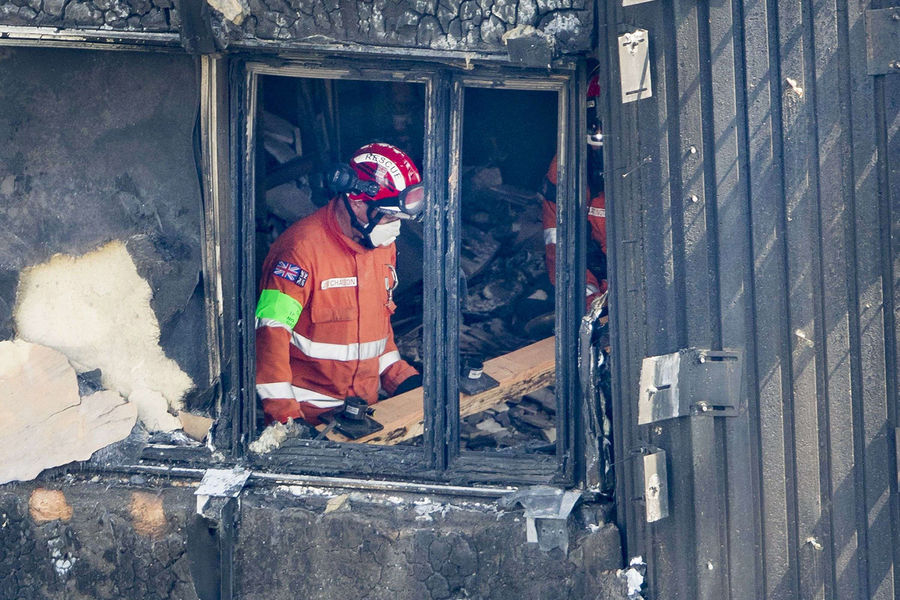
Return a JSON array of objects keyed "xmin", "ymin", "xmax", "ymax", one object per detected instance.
[{"xmin": 348, "ymin": 142, "xmax": 425, "ymax": 219}]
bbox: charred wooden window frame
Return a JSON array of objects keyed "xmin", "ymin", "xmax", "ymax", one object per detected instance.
[
  {"xmin": 446, "ymin": 73, "xmax": 584, "ymax": 485},
  {"xmin": 221, "ymin": 55, "xmax": 588, "ymax": 487}
]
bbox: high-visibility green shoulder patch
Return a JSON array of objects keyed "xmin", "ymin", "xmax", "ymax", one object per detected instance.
[{"xmin": 256, "ymin": 289, "xmax": 302, "ymax": 328}]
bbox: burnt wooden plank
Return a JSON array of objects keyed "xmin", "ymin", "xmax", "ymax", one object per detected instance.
[
  {"xmin": 558, "ymin": 66, "xmax": 582, "ymax": 484},
  {"xmin": 446, "ymin": 76, "xmax": 464, "ymax": 462},
  {"xmin": 323, "ymin": 337, "xmax": 555, "ymax": 445},
  {"xmin": 423, "ymin": 70, "xmax": 450, "ymax": 470},
  {"xmin": 743, "ymin": 0, "xmax": 794, "ymax": 596}
]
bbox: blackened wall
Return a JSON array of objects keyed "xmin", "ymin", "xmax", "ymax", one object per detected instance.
[
  {"xmin": 0, "ymin": 47, "xmax": 208, "ymax": 395},
  {"xmin": 0, "ymin": 0, "xmax": 592, "ymax": 56},
  {"xmin": 0, "ymin": 478, "xmax": 627, "ymax": 600},
  {"xmin": 0, "ymin": 0, "xmax": 178, "ymax": 32},
  {"xmin": 229, "ymin": 0, "xmax": 591, "ymax": 53}
]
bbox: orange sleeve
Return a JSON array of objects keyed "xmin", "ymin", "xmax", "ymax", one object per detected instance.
[{"xmin": 255, "ymin": 252, "xmax": 312, "ymax": 422}]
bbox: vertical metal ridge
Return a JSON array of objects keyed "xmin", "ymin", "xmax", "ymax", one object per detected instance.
[
  {"xmin": 873, "ymin": 63, "xmax": 900, "ymax": 600},
  {"xmin": 728, "ymin": 0, "xmax": 769, "ymax": 593},
  {"xmin": 873, "ymin": 66, "xmax": 900, "ymax": 599},
  {"xmin": 663, "ymin": 0, "xmax": 689, "ymax": 351},
  {"xmin": 802, "ymin": 0, "xmax": 846, "ymax": 595},
  {"xmin": 842, "ymin": 0, "xmax": 894, "ymax": 597},
  {"xmin": 772, "ymin": 0, "xmax": 811, "ymax": 595},
  {"xmin": 807, "ymin": 0, "xmax": 859, "ymax": 596},
  {"xmin": 696, "ymin": 0, "xmax": 723, "ymax": 352}
]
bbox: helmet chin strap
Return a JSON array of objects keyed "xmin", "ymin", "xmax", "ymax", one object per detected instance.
[{"xmin": 343, "ymin": 194, "xmax": 384, "ymax": 249}]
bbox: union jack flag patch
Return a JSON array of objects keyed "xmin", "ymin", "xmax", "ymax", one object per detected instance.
[{"xmin": 274, "ymin": 261, "xmax": 308, "ymax": 287}]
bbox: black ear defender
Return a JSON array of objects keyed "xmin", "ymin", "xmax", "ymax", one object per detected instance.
[{"xmin": 325, "ymin": 163, "xmax": 380, "ymax": 197}]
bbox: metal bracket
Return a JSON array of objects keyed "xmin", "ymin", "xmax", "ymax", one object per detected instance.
[
  {"xmin": 618, "ymin": 28, "xmax": 653, "ymax": 103},
  {"xmin": 195, "ymin": 467, "xmax": 251, "ymax": 520},
  {"xmin": 188, "ymin": 468, "xmax": 250, "ymax": 600},
  {"xmin": 638, "ymin": 348, "xmax": 743, "ymax": 425},
  {"xmin": 642, "ymin": 449, "xmax": 669, "ymax": 522},
  {"xmin": 866, "ymin": 8, "xmax": 900, "ymax": 75},
  {"xmin": 499, "ymin": 486, "xmax": 582, "ymax": 554}
]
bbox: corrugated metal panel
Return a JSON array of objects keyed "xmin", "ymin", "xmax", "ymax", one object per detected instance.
[{"xmin": 605, "ymin": 0, "xmax": 899, "ymax": 597}]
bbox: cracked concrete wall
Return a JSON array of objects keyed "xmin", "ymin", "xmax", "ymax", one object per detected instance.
[
  {"xmin": 0, "ymin": 47, "xmax": 210, "ymax": 411},
  {"xmin": 237, "ymin": 487, "xmax": 626, "ymax": 600},
  {"xmin": 0, "ymin": 481, "xmax": 198, "ymax": 600},
  {"xmin": 0, "ymin": 0, "xmax": 178, "ymax": 31}
]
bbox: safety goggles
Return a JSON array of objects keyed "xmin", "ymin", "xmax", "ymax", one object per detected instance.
[{"xmin": 370, "ymin": 183, "xmax": 425, "ymax": 220}]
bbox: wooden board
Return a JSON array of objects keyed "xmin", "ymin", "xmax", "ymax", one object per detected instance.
[{"xmin": 324, "ymin": 337, "xmax": 556, "ymax": 445}]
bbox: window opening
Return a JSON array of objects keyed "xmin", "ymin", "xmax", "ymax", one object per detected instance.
[
  {"xmin": 240, "ymin": 60, "xmax": 606, "ymax": 488},
  {"xmin": 456, "ymin": 85, "xmax": 561, "ymax": 454},
  {"xmin": 252, "ymin": 72, "xmax": 427, "ymax": 447}
]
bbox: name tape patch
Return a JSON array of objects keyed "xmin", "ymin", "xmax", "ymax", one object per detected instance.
[
  {"xmin": 321, "ymin": 277, "xmax": 358, "ymax": 290},
  {"xmin": 588, "ymin": 207, "xmax": 606, "ymax": 218}
]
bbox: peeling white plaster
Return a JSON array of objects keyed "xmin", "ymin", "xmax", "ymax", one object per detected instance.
[
  {"xmin": 129, "ymin": 388, "xmax": 181, "ymax": 432},
  {"xmin": 14, "ymin": 241, "xmax": 193, "ymax": 411},
  {"xmin": 0, "ymin": 340, "xmax": 137, "ymax": 484},
  {"xmin": 205, "ymin": 0, "xmax": 249, "ymax": 24}
]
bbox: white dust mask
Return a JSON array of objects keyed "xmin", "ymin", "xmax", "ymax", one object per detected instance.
[{"xmin": 366, "ymin": 219, "xmax": 401, "ymax": 247}]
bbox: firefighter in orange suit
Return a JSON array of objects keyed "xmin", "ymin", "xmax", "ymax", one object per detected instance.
[
  {"xmin": 255, "ymin": 143, "xmax": 424, "ymax": 425},
  {"xmin": 541, "ymin": 61, "xmax": 607, "ymax": 308}
]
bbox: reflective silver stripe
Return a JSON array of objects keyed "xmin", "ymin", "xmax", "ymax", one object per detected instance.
[
  {"xmin": 291, "ymin": 386, "xmax": 344, "ymax": 408},
  {"xmin": 256, "ymin": 382, "xmax": 294, "ymax": 399},
  {"xmin": 290, "ymin": 331, "xmax": 387, "ymax": 362},
  {"xmin": 543, "ymin": 227, "xmax": 557, "ymax": 245},
  {"xmin": 256, "ymin": 317, "xmax": 292, "ymax": 333},
  {"xmin": 586, "ymin": 283, "xmax": 600, "ymax": 296},
  {"xmin": 379, "ymin": 350, "xmax": 401, "ymax": 374}
]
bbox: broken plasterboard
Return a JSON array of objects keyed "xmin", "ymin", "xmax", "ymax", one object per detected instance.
[
  {"xmin": 13, "ymin": 241, "xmax": 194, "ymax": 411},
  {"xmin": 0, "ymin": 340, "xmax": 137, "ymax": 484}
]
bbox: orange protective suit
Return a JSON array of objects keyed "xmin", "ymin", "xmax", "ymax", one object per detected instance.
[
  {"xmin": 540, "ymin": 157, "xmax": 607, "ymax": 305},
  {"xmin": 255, "ymin": 196, "xmax": 418, "ymax": 425}
]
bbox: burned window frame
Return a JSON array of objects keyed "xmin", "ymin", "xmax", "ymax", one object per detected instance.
[{"xmin": 219, "ymin": 55, "xmax": 588, "ymax": 486}]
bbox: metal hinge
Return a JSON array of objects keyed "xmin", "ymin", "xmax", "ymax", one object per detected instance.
[
  {"xmin": 637, "ymin": 348, "xmax": 743, "ymax": 425},
  {"xmin": 866, "ymin": 8, "xmax": 900, "ymax": 75}
]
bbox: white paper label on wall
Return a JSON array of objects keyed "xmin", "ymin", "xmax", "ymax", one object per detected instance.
[
  {"xmin": 618, "ymin": 28, "xmax": 653, "ymax": 103},
  {"xmin": 623, "ymin": 0, "xmax": 654, "ymax": 6}
]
